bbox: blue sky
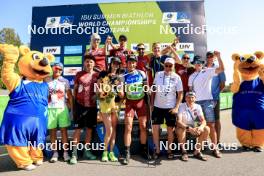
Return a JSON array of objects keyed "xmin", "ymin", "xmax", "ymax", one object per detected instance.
[{"xmin": 0, "ymin": 0, "xmax": 264, "ymax": 83}]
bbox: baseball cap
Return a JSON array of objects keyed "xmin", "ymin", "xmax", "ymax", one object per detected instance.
[
  {"xmin": 52, "ymin": 62, "xmax": 63, "ymax": 70},
  {"xmin": 191, "ymin": 55, "xmax": 205, "ymax": 65},
  {"xmin": 111, "ymin": 56, "xmax": 121, "ymax": 63},
  {"xmin": 127, "ymin": 55, "xmax": 138, "ymax": 62},
  {"xmin": 164, "ymin": 57, "xmax": 175, "ymax": 65},
  {"xmin": 185, "ymin": 91, "xmax": 196, "ymax": 97}
]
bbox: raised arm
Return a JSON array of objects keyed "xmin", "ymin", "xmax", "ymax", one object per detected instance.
[
  {"xmin": 0, "ymin": 44, "xmax": 21, "ymax": 92},
  {"xmin": 214, "ymin": 51, "xmax": 225, "ymax": 74}
]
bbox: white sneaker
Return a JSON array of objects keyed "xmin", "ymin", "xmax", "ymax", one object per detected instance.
[
  {"xmin": 22, "ymin": 164, "xmax": 36, "ymax": 171},
  {"xmin": 34, "ymin": 160, "xmax": 43, "ymax": 166},
  {"xmin": 63, "ymin": 152, "xmax": 70, "ymax": 162},
  {"xmin": 50, "ymin": 152, "xmax": 58, "ymax": 163}
]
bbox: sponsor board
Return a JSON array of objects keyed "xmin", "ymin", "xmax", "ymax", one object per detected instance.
[
  {"xmin": 43, "ymin": 46, "xmax": 61, "ymax": 54},
  {"xmin": 64, "ymin": 45, "xmax": 82, "ymax": 54},
  {"xmin": 63, "ymin": 67, "xmax": 82, "ymax": 76},
  {"xmin": 64, "ymin": 56, "xmax": 82, "ymax": 65}
]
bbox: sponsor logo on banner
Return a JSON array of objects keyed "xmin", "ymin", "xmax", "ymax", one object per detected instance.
[
  {"xmin": 177, "ymin": 43, "xmax": 194, "ymax": 51},
  {"xmin": 162, "ymin": 12, "xmax": 190, "ymax": 24},
  {"xmin": 64, "ymin": 45, "xmax": 82, "ymax": 54},
  {"xmin": 45, "ymin": 17, "xmax": 61, "ymax": 28},
  {"xmin": 160, "ymin": 43, "xmax": 194, "ymax": 51},
  {"xmin": 131, "ymin": 43, "xmax": 150, "ymax": 52},
  {"xmin": 43, "ymin": 46, "xmax": 61, "ymax": 54},
  {"xmin": 45, "ymin": 16, "xmax": 74, "ymax": 28},
  {"xmin": 63, "ymin": 67, "xmax": 82, "ymax": 76}
]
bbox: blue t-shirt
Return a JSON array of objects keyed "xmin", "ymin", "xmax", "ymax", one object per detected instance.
[
  {"xmin": 0, "ymin": 80, "xmax": 49, "ymax": 146},
  {"xmin": 150, "ymin": 55, "xmax": 168, "ymax": 77},
  {"xmin": 233, "ymin": 78, "xmax": 264, "ymax": 110},
  {"xmin": 211, "ymin": 72, "xmax": 226, "ymax": 100}
]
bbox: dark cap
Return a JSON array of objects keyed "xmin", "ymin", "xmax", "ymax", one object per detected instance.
[
  {"xmin": 206, "ymin": 51, "xmax": 214, "ymax": 58},
  {"xmin": 119, "ymin": 34, "xmax": 127, "ymax": 42},
  {"xmin": 191, "ymin": 55, "xmax": 205, "ymax": 65},
  {"xmin": 52, "ymin": 62, "xmax": 63, "ymax": 69},
  {"xmin": 111, "ymin": 56, "xmax": 121, "ymax": 63},
  {"xmin": 127, "ymin": 55, "xmax": 138, "ymax": 62},
  {"xmin": 185, "ymin": 91, "xmax": 196, "ymax": 97}
]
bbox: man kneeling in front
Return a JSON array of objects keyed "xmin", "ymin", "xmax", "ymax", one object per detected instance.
[{"xmin": 176, "ymin": 91, "xmax": 210, "ymax": 161}]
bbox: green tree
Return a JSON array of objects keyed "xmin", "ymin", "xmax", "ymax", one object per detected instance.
[{"xmin": 0, "ymin": 28, "xmax": 23, "ymax": 89}]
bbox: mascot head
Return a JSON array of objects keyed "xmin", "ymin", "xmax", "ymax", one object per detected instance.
[
  {"xmin": 18, "ymin": 46, "xmax": 54, "ymax": 81},
  {"xmin": 232, "ymin": 51, "xmax": 264, "ymax": 81}
]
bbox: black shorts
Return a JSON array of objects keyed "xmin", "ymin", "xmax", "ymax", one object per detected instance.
[
  {"xmin": 214, "ymin": 100, "xmax": 220, "ymax": 121},
  {"xmin": 73, "ymin": 102, "xmax": 98, "ymax": 129},
  {"xmin": 152, "ymin": 107, "xmax": 176, "ymax": 127}
]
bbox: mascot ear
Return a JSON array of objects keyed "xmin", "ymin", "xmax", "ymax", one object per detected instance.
[
  {"xmin": 254, "ymin": 51, "xmax": 264, "ymax": 59},
  {"xmin": 232, "ymin": 53, "xmax": 240, "ymax": 61},
  {"xmin": 45, "ymin": 53, "xmax": 55, "ymax": 63},
  {"xmin": 19, "ymin": 45, "xmax": 31, "ymax": 56}
]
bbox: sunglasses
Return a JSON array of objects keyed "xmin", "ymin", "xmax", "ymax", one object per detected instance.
[
  {"xmin": 165, "ymin": 65, "xmax": 173, "ymax": 68},
  {"xmin": 137, "ymin": 48, "xmax": 145, "ymax": 51},
  {"xmin": 182, "ymin": 57, "xmax": 190, "ymax": 60},
  {"xmin": 207, "ymin": 55, "xmax": 214, "ymax": 58}
]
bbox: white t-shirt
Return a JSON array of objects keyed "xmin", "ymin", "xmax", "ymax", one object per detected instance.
[
  {"xmin": 178, "ymin": 103, "xmax": 204, "ymax": 126},
  {"xmin": 48, "ymin": 76, "xmax": 70, "ymax": 108},
  {"xmin": 188, "ymin": 68, "xmax": 216, "ymax": 101},
  {"xmin": 153, "ymin": 71, "xmax": 183, "ymax": 109}
]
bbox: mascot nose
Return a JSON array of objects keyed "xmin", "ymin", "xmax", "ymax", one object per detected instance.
[
  {"xmin": 39, "ymin": 58, "xmax": 48, "ymax": 66},
  {"xmin": 246, "ymin": 59, "xmax": 254, "ymax": 64}
]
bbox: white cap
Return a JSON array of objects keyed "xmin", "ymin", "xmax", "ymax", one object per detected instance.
[{"xmin": 164, "ymin": 57, "xmax": 175, "ymax": 65}]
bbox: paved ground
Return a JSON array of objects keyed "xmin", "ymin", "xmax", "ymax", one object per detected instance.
[{"xmin": 1, "ymin": 110, "xmax": 264, "ymax": 176}]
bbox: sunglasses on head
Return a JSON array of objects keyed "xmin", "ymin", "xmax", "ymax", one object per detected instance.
[{"xmin": 165, "ymin": 64, "xmax": 173, "ymax": 68}]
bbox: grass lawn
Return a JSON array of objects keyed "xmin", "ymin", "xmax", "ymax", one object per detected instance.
[{"xmin": 0, "ymin": 96, "xmax": 9, "ymax": 125}]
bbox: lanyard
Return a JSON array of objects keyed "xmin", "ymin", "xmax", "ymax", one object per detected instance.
[{"xmin": 163, "ymin": 72, "xmax": 172, "ymax": 96}]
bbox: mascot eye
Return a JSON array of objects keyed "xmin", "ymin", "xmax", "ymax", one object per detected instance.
[
  {"xmin": 249, "ymin": 56, "xmax": 256, "ymax": 61},
  {"xmin": 32, "ymin": 53, "xmax": 40, "ymax": 60},
  {"xmin": 239, "ymin": 57, "xmax": 246, "ymax": 62}
]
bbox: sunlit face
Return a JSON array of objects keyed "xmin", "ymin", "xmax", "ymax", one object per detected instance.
[
  {"xmin": 186, "ymin": 95, "xmax": 196, "ymax": 104},
  {"xmin": 127, "ymin": 60, "xmax": 137, "ymax": 72},
  {"xmin": 164, "ymin": 63, "xmax": 173, "ymax": 73},
  {"xmin": 206, "ymin": 54, "xmax": 215, "ymax": 66},
  {"xmin": 52, "ymin": 66, "xmax": 63, "ymax": 78},
  {"xmin": 195, "ymin": 63, "xmax": 203, "ymax": 71},
  {"xmin": 137, "ymin": 45, "xmax": 145, "ymax": 56},
  {"xmin": 111, "ymin": 61, "xmax": 120, "ymax": 70},
  {"xmin": 119, "ymin": 37, "xmax": 127, "ymax": 47},
  {"xmin": 92, "ymin": 38, "xmax": 101, "ymax": 47},
  {"xmin": 182, "ymin": 54, "xmax": 190, "ymax": 65},
  {"xmin": 84, "ymin": 59, "xmax": 95, "ymax": 71},
  {"xmin": 152, "ymin": 44, "xmax": 161, "ymax": 56}
]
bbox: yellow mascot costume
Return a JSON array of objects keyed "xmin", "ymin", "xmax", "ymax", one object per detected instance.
[
  {"xmin": 231, "ymin": 51, "xmax": 264, "ymax": 152},
  {"xmin": 0, "ymin": 44, "xmax": 54, "ymax": 170}
]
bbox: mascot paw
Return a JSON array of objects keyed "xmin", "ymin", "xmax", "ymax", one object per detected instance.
[
  {"xmin": 22, "ymin": 164, "xmax": 36, "ymax": 171},
  {"xmin": 0, "ymin": 44, "xmax": 19, "ymax": 63}
]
